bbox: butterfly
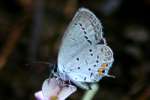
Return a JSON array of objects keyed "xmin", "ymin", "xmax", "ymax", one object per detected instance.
[{"xmin": 52, "ymin": 8, "xmax": 114, "ymax": 90}]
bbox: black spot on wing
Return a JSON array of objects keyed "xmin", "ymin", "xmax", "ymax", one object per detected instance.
[
  {"xmin": 102, "ymin": 70, "xmax": 105, "ymax": 73},
  {"xmin": 96, "ymin": 60, "xmax": 99, "ymax": 63},
  {"xmin": 83, "ymin": 33, "xmax": 92, "ymax": 45},
  {"xmin": 70, "ymin": 69, "xmax": 73, "ymax": 71},
  {"xmin": 79, "ymin": 23, "xmax": 82, "ymax": 26},
  {"xmin": 84, "ymin": 77, "xmax": 86, "ymax": 80},
  {"xmin": 76, "ymin": 58, "xmax": 79, "ymax": 61},
  {"xmin": 84, "ymin": 36, "xmax": 88, "ymax": 39},
  {"xmin": 85, "ymin": 60, "xmax": 88, "ymax": 65},
  {"xmin": 90, "ymin": 73, "xmax": 93, "ymax": 77},
  {"xmin": 84, "ymin": 31, "xmax": 87, "ymax": 34},
  {"xmin": 82, "ymin": 27, "xmax": 85, "ymax": 30},
  {"xmin": 90, "ymin": 53, "xmax": 93, "ymax": 56},
  {"xmin": 78, "ymin": 22, "xmax": 86, "ymax": 34},
  {"xmin": 97, "ymin": 56, "xmax": 99, "ymax": 59},
  {"xmin": 87, "ymin": 40, "xmax": 92, "ymax": 45},
  {"xmin": 88, "ymin": 68, "xmax": 91, "ymax": 71},
  {"xmin": 89, "ymin": 49, "xmax": 92, "ymax": 52}
]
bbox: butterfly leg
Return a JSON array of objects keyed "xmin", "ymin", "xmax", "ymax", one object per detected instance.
[{"xmin": 48, "ymin": 64, "xmax": 59, "ymax": 83}]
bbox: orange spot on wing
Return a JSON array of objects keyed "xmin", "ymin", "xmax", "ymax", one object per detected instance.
[
  {"xmin": 98, "ymin": 68, "xmax": 104, "ymax": 76},
  {"xmin": 101, "ymin": 63, "xmax": 108, "ymax": 68},
  {"xmin": 98, "ymin": 63, "xmax": 108, "ymax": 76}
]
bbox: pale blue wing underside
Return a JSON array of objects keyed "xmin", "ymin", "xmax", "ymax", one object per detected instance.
[
  {"xmin": 58, "ymin": 8, "xmax": 103, "ymax": 72},
  {"xmin": 66, "ymin": 45, "xmax": 114, "ymax": 82},
  {"xmin": 57, "ymin": 8, "xmax": 114, "ymax": 83}
]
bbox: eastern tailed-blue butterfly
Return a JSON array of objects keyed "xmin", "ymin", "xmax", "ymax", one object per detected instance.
[{"xmin": 51, "ymin": 8, "xmax": 114, "ymax": 90}]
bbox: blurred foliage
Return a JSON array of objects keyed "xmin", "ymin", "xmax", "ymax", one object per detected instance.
[{"xmin": 0, "ymin": 0, "xmax": 150, "ymax": 100}]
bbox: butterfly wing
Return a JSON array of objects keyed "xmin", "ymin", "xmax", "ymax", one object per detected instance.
[
  {"xmin": 58, "ymin": 8, "xmax": 104, "ymax": 74},
  {"xmin": 57, "ymin": 8, "xmax": 114, "ymax": 84},
  {"xmin": 66, "ymin": 45, "xmax": 114, "ymax": 82}
]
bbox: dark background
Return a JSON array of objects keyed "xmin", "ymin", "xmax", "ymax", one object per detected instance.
[{"xmin": 0, "ymin": 0, "xmax": 150, "ymax": 100}]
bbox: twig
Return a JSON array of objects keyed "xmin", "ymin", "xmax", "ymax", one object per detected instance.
[
  {"xmin": 0, "ymin": 16, "xmax": 27, "ymax": 69},
  {"xmin": 82, "ymin": 84, "xmax": 99, "ymax": 100}
]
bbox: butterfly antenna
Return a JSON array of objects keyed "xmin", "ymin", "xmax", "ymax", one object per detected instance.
[{"xmin": 25, "ymin": 61, "xmax": 52, "ymax": 66}]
